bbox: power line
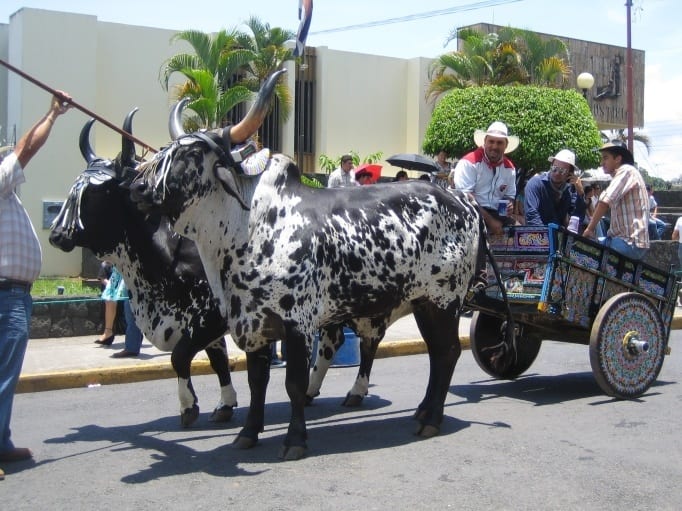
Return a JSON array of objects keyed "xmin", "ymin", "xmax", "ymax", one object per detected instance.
[{"xmin": 310, "ymin": 0, "xmax": 522, "ymax": 35}]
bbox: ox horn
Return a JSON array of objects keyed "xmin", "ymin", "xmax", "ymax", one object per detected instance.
[
  {"xmin": 168, "ymin": 98, "xmax": 191, "ymax": 140},
  {"xmin": 79, "ymin": 118, "xmax": 98, "ymax": 164},
  {"xmin": 229, "ymin": 68, "xmax": 287, "ymax": 144},
  {"xmin": 121, "ymin": 107, "xmax": 139, "ymax": 168}
]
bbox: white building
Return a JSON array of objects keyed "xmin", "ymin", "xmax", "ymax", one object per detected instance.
[{"xmin": 1, "ymin": 8, "xmax": 434, "ymax": 276}]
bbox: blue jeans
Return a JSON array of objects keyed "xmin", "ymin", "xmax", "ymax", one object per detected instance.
[
  {"xmin": 0, "ymin": 287, "xmax": 32, "ymax": 452},
  {"xmin": 123, "ymin": 300, "xmax": 143, "ymax": 353},
  {"xmin": 599, "ymin": 236, "xmax": 647, "ymax": 261}
]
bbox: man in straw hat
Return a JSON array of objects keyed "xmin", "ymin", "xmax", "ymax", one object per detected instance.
[
  {"xmin": 582, "ymin": 140, "xmax": 649, "ymax": 260},
  {"xmin": 451, "ymin": 121, "xmax": 519, "ymax": 235},
  {"xmin": 524, "ymin": 149, "xmax": 586, "ymax": 227}
]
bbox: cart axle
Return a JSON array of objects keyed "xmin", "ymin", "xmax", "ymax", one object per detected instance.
[{"xmin": 623, "ymin": 331, "xmax": 649, "ymax": 356}]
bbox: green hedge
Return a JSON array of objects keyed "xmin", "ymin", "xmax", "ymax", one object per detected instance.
[{"xmin": 423, "ymin": 85, "xmax": 602, "ymax": 174}]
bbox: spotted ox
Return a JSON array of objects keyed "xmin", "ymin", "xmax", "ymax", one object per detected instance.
[
  {"xmin": 49, "ymin": 111, "xmax": 236, "ymax": 428},
  {"xmin": 131, "ymin": 70, "xmax": 484, "ymax": 460}
]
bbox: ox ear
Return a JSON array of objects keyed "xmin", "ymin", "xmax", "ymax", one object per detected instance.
[{"xmin": 214, "ymin": 165, "xmax": 250, "ymax": 211}]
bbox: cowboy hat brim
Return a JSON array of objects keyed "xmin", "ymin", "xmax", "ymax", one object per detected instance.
[{"xmin": 473, "ymin": 130, "xmax": 519, "ymax": 154}]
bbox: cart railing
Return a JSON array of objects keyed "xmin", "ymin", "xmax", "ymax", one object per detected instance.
[
  {"xmin": 478, "ymin": 225, "xmax": 678, "ymax": 336},
  {"xmin": 539, "ymin": 224, "xmax": 678, "ymax": 338}
]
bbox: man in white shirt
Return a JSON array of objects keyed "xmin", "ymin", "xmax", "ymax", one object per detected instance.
[
  {"xmin": 327, "ymin": 154, "xmax": 357, "ymax": 188},
  {"xmin": 451, "ymin": 121, "xmax": 519, "ymax": 235}
]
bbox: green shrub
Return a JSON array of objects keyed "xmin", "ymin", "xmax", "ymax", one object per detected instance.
[{"xmin": 423, "ymin": 85, "xmax": 602, "ymax": 175}]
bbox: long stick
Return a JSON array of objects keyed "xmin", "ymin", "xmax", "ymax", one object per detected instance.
[{"xmin": 0, "ymin": 57, "xmax": 158, "ymax": 154}]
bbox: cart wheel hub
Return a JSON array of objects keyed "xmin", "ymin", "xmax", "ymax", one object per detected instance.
[{"xmin": 622, "ymin": 330, "xmax": 649, "ymax": 357}]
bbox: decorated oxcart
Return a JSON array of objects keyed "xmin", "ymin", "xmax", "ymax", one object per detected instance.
[{"xmin": 466, "ymin": 224, "xmax": 678, "ymax": 398}]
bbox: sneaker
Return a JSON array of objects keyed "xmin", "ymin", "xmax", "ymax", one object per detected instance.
[{"xmin": 271, "ymin": 359, "xmax": 286, "ymax": 367}]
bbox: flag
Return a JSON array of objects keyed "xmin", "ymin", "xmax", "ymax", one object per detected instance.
[{"xmin": 293, "ymin": 0, "xmax": 313, "ymax": 58}]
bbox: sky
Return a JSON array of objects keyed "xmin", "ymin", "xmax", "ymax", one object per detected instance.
[{"xmin": 2, "ymin": 0, "xmax": 681, "ymax": 180}]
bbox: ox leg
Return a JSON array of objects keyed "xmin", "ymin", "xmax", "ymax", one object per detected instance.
[
  {"xmin": 280, "ymin": 331, "xmax": 310, "ymax": 461},
  {"xmin": 412, "ymin": 304, "xmax": 461, "ymax": 438},
  {"xmin": 341, "ymin": 336, "xmax": 380, "ymax": 407},
  {"xmin": 306, "ymin": 326, "xmax": 342, "ymax": 404},
  {"xmin": 205, "ymin": 338, "xmax": 237, "ymax": 423},
  {"xmin": 171, "ymin": 337, "xmax": 201, "ymax": 428},
  {"xmin": 234, "ymin": 345, "xmax": 271, "ymax": 449}
]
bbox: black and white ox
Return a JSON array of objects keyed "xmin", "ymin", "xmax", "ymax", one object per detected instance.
[
  {"xmin": 49, "ymin": 111, "xmax": 236, "ymax": 428},
  {"xmin": 131, "ymin": 70, "xmax": 484, "ymax": 460}
]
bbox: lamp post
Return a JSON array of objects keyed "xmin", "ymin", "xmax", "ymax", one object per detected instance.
[
  {"xmin": 297, "ymin": 61, "xmax": 308, "ymax": 170},
  {"xmin": 576, "ymin": 72, "xmax": 595, "ymax": 99}
]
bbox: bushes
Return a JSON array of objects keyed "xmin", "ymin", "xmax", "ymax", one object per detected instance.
[{"xmin": 423, "ymin": 85, "xmax": 602, "ymax": 175}]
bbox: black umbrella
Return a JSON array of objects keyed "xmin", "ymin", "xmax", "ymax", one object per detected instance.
[{"xmin": 386, "ymin": 153, "xmax": 440, "ymax": 173}]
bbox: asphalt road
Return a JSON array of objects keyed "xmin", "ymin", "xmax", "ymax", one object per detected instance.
[{"xmin": 4, "ymin": 332, "xmax": 681, "ymax": 510}]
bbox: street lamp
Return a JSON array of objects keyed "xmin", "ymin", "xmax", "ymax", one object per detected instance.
[{"xmin": 576, "ymin": 72, "xmax": 595, "ymax": 99}]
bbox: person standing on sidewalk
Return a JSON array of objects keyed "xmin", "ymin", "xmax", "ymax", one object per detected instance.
[
  {"xmin": 0, "ymin": 91, "xmax": 72, "ymax": 473},
  {"xmin": 102, "ymin": 266, "xmax": 144, "ymax": 358},
  {"xmin": 94, "ymin": 260, "xmax": 118, "ymax": 345}
]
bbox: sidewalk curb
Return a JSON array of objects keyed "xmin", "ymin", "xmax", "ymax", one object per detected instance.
[
  {"xmin": 17, "ymin": 337, "xmax": 471, "ymax": 394},
  {"xmin": 18, "ymin": 312, "xmax": 681, "ymax": 394}
]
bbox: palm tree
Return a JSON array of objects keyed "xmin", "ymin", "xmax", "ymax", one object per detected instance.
[
  {"xmin": 234, "ymin": 16, "xmax": 295, "ymax": 122},
  {"xmin": 426, "ymin": 28, "xmax": 525, "ymax": 102},
  {"xmin": 602, "ymin": 128, "xmax": 652, "ymax": 154},
  {"xmin": 160, "ymin": 29, "xmax": 254, "ymax": 130},
  {"xmin": 426, "ymin": 26, "xmax": 571, "ymax": 102},
  {"xmin": 160, "ymin": 18, "xmax": 295, "ymax": 131},
  {"xmin": 499, "ymin": 27, "xmax": 571, "ymax": 87}
]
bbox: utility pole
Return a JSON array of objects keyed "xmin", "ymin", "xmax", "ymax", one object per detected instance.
[{"xmin": 626, "ymin": 0, "xmax": 634, "ymax": 152}]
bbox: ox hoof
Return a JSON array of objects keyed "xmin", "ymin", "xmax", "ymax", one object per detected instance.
[
  {"xmin": 233, "ymin": 435, "xmax": 258, "ymax": 450},
  {"xmin": 209, "ymin": 405, "xmax": 235, "ymax": 423},
  {"xmin": 180, "ymin": 405, "xmax": 200, "ymax": 428},
  {"xmin": 305, "ymin": 390, "xmax": 320, "ymax": 406},
  {"xmin": 414, "ymin": 423, "xmax": 440, "ymax": 438},
  {"xmin": 278, "ymin": 444, "xmax": 307, "ymax": 461},
  {"xmin": 341, "ymin": 393, "xmax": 365, "ymax": 407}
]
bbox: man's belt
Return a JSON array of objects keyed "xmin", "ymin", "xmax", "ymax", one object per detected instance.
[{"xmin": 0, "ymin": 278, "xmax": 32, "ymax": 292}]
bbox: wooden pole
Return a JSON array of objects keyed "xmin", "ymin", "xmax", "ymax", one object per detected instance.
[{"xmin": 0, "ymin": 57, "xmax": 158, "ymax": 154}]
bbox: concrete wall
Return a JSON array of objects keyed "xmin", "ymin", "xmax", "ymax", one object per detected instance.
[
  {"xmin": 313, "ymin": 47, "xmax": 432, "ymax": 172},
  {"xmin": 3, "ymin": 9, "xmax": 205, "ymax": 276}
]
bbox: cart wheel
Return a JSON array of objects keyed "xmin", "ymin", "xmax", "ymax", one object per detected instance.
[
  {"xmin": 590, "ymin": 292, "xmax": 666, "ymax": 398},
  {"xmin": 469, "ymin": 311, "xmax": 542, "ymax": 379}
]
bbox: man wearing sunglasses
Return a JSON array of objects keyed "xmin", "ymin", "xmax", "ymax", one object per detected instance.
[
  {"xmin": 523, "ymin": 149, "xmax": 585, "ymax": 227},
  {"xmin": 582, "ymin": 141, "xmax": 649, "ymax": 260}
]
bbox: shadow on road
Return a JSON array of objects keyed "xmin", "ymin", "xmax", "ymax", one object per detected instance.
[
  {"xmin": 39, "ymin": 392, "xmax": 510, "ymax": 482},
  {"xmin": 450, "ymin": 370, "xmax": 676, "ymax": 405}
]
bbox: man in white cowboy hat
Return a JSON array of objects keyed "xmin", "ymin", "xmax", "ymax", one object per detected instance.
[
  {"xmin": 524, "ymin": 149, "xmax": 586, "ymax": 227},
  {"xmin": 583, "ymin": 140, "xmax": 649, "ymax": 260},
  {"xmin": 451, "ymin": 121, "xmax": 519, "ymax": 235}
]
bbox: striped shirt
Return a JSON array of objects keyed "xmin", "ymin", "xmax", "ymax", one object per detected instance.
[
  {"xmin": 600, "ymin": 163, "xmax": 649, "ymax": 249},
  {"xmin": 0, "ymin": 152, "xmax": 42, "ymax": 282}
]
